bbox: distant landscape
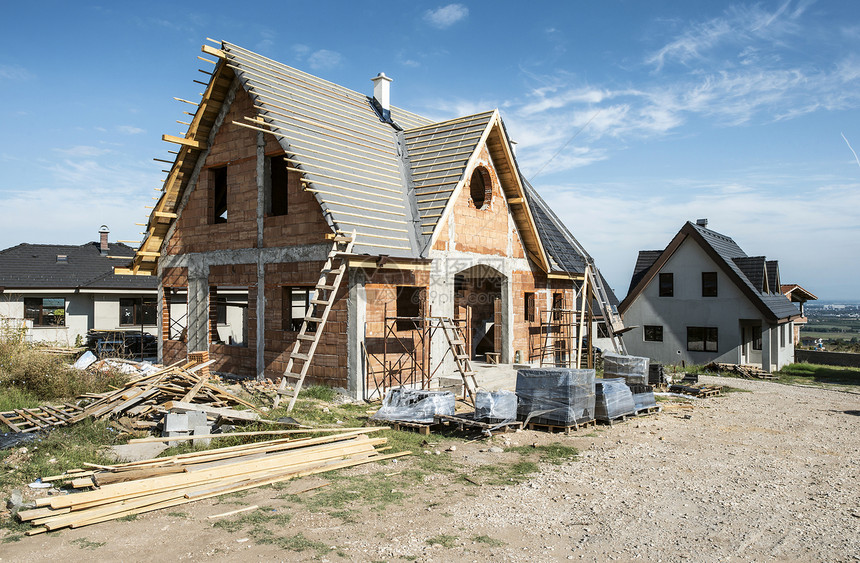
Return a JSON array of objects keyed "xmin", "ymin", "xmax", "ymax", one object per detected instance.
[{"xmin": 800, "ymin": 301, "xmax": 860, "ymax": 353}]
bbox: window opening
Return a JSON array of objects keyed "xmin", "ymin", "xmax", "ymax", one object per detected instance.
[
  {"xmin": 120, "ymin": 297, "xmax": 157, "ymax": 326},
  {"xmin": 659, "ymin": 273, "xmax": 674, "ymax": 297},
  {"xmin": 211, "ymin": 166, "xmax": 227, "ymax": 223},
  {"xmin": 267, "ymin": 155, "xmax": 289, "ymax": 216},
  {"xmin": 396, "ymin": 286, "xmax": 422, "ymax": 331},
  {"xmin": 644, "ymin": 325, "xmax": 663, "ymax": 342},
  {"xmin": 24, "ymin": 297, "xmax": 65, "ymax": 327},
  {"xmin": 283, "ymin": 287, "xmax": 315, "ymax": 332},
  {"xmin": 469, "ymin": 167, "xmax": 491, "ymax": 209},
  {"xmin": 702, "ymin": 272, "xmax": 718, "ymax": 297},
  {"xmin": 687, "ymin": 326, "xmax": 718, "ymax": 352}
]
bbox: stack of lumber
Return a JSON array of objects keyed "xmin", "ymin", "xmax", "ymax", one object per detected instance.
[
  {"xmin": 70, "ymin": 359, "xmax": 260, "ymax": 428},
  {"xmin": 705, "ymin": 362, "xmax": 776, "ymax": 379},
  {"xmin": 19, "ymin": 428, "xmax": 406, "ymax": 533}
]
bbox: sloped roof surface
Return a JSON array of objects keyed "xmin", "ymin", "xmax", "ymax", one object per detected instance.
[
  {"xmin": 629, "ymin": 250, "xmax": 663, "ymax": 295},
  {"xmin": 766, "ymin": 260, "xmax": 780, "ymax": 293},
  {"xmin": 688, "ymin": 223, "xmax": 799, "ymax": 319},
  {"xmin": 0, "ymin": 243, "xmax": 156, "ymax": 290},
  {"xmin": 404, "ymin": 111, "xmax": 495, "ymax": 237},
  {"xmin": 223, "ymin": 42, "xmax": 432, "ymax": 256},
  {"xmin": 732, "ymin": 256, "xmax": 766, "ymax": 292},
  {"xmin": 522, "ymin": 180, "xmax": 588, "ymax": 274}
]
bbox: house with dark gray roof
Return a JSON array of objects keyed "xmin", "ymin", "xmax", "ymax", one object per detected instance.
[
  {"xmin": 119, "ymin": 41, "xmax": 618, "ymax": 397},
  {"xmin": 618, "ymin": 219, "xmax": 802, "ymax": 371},
  {"xmin": 0, "ymin": 226, "xmax": 158, "ymax": 345}
]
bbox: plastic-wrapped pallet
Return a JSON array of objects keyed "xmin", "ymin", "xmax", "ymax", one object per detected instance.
[
  {"xmin": 603, "ymin": 352, "xmax": 650, "ymax": 385},
  {"xmin": 371, "ymin": 387, "xmax": 455, "ymax": 423},
  {"xmin": 627, "ymin": 383, "xmax": 657, "ymax": 412},
  {"xmin": 516, "ymin": 368, "xmax": 596, "ymax": 426},
  {"xmin": 475, "ymin": 390, "xmax": 517, "ymax": 423},
  {"xmin": 594, "ymin": 378, "xmax": 636, "ymax": 421}
]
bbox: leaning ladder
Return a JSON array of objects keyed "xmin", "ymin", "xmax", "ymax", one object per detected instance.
[
  {"xmin": 586, "ymin": 263, "xmax": 627, "ymax": 354},
  {"xmin": 436, "ymin": 317, "xmax": 479, "ymax": 404},
  {"xmin": 274, "ymin": 232, "xmax": 356, "ymax": 411}
]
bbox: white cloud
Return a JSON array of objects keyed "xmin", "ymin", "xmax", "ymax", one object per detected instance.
[
  {"xmin": 0, "ymin": 64, "xmax": 33, "ymax": 81},
  {"xmin": 424, "ymin": 4, "xmax": 469, "ymax": 29},
  {"xmin": 540, "ymin": 179, "xmax": 860, "ymax": 301},
  {"xmin": 117, "ymin": 125, "xmax": 145, "ymax": 135},
  {"xmin": 52, "ymin": 146, "xmax": 112, "ymax": 158},
  {"xmin": 307, "ymin": 49, "xmax": 343, "ymax": 70}
]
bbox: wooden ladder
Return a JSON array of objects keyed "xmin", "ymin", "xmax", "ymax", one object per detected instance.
[
  {"xmin": 436, "ymin": 317, "xmax": 479, "ymax": 404},
  {"xmin": 586, "ymin": 263, "xmax": 627, "ymax": 354},
  {"xmin": 273, "ymin": 232, "xmax": 356, "ymax": 411}
]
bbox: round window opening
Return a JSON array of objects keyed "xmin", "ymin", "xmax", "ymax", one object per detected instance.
[{"xmin": 470, "ymin": 167, "xmax": 491, "ymax": 209}]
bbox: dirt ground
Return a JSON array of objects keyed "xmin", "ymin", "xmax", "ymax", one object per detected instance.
[{"xmin": 2, "ymin": 376, "xmax": 858, "ymax": 562}]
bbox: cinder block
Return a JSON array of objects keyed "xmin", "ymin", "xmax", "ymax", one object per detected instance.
[
  {"xmin": 163, "ymin": 430, "xmax": 190, "ymax": 447},
  {"xmin": 186, "ymin": 410, "xmax": 208, "ymax": 428},
  {"xmin": 164, "ymin": 413, "xmax": 189, "ymax": 432},
  {"xmin": 192, "ymin": 425, "xmax": 212, "ymax": 447}
]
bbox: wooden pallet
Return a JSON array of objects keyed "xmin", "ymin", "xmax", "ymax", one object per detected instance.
[
  {"xmin": 434, "ymin": 413, "xmax": 522, "ymax": 435},
  {"xmin": 706, "ymin": 362, "xmax": 776, "ymax": 379},
  {"xmin": 525, "ymin": 418, "xmax": 596, "ymax": 434},
  {"xmin": 634, "ymin": 405, "xmax": 662, "ymax": 416},
  {"xmin": 596, "ymin": 413, "xmax": 634, "ymax": 426},
  {"xmin": 669, "ymin": 384, "xmax": 723, "ymax": 398},
  {"xmin": 378, "ymin": 420, "xmax": 437, "ymax": 435},
  {"xmin": 0, "ymin": 404, "xmax": 85, "ymax": 433}
]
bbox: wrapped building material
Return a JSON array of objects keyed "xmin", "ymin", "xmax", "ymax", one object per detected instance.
[
  {"xmin": 648, "ymin": 362, "xmax": 669, "ymax": 386},
  {"xmin": 595, "ymin": 378, "xmax": 636, "ymax": 421},
  {"xmin": 372, "ymin": 388, "xmax": 455, "ymax": 423},
  {"xmin": 628, "ymin": 383, "xmax": 658, "ymax": 412},
  {"xmin": 603, "ymin": 353, "xmax": 650, "ymax": 385},
  {"xmin": 475, "ymin": 390, "xmax": 517, "ymax": 423},
  {"xmin": 516, "ymin": 368, "xmax": 596, "ymax": 426}
]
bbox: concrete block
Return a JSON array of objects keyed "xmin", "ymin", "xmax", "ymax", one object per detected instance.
[
  {"xmin": 164, "ymin": 430, "xmax": 190, "ymax": 448},
  {"xmin": 186, "ymin": 410, "xmax": 208, "ymax": 429},
  {"xmin": 192, "ymin": 425, "xmax": 212, "ymax": 447},
  {"xmin": 164, "ymin": 413, "xmax": 189, "ymax": 433}
]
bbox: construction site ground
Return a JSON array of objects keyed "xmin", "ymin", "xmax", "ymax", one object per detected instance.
[{"xmin": 2, "ymin": 375, "xmax": 858, "ymax": 562}]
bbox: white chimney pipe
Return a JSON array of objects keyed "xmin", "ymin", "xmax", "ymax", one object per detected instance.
[{"xmin": 371, "ymin": 72, "xmax": 392, "ymax": 113}]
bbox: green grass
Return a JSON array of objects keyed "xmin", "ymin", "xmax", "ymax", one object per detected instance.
[
  {"xmin": 472, "ymin": 534, "xmax": 505, "ymax": 547},
  {"xmin": 71, "ymin": 537, "xmax": 106, "ymax": 550},
  {"xmin": 426, "ymin": 534, "xmax": 459, "ymax": 548},
  {"xmin": 212, "ymin": 506, "xmax": 291, "ymax": 533},
  {"xmin": 507, "ymin": 442, "xmax": 579, "ymax": 465},
  {"xmin": 0, "ymin": 419, "xmax": 123, "ymax": 489},
  {"xmin": 777, "ymin": 363, "xmax": 860, "ymax": 388}
]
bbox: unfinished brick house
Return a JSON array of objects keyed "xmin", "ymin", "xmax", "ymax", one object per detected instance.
[{"xmin": 121, "ymin": 41, "xmax": 621, "ymax": 400}]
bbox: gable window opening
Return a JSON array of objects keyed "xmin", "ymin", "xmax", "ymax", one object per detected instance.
[
  {"xmin": 469, "ymin": 166, "xmax": 492, "ymax": 210},
  {"xmin": 396, "ymin": 286, "xmax": 423, "ymax": 331},
  {"xmin": 702, "ymin": 272, "xmax": 718, "ymax": 297},
  {"xmin": 687, "ymin": 326, "xmax": 718, "ymax": 352},
  {"xmin": 120, "ymin": 297, "xmax": 157, "ymax": 326},
  {"xmin": 24, "ymin": 297, "xmax": 65, "ymax": 327},
  {"xmin": 211, "ymin": 166, "xmax": 228, "ymax": 224},
  {"xmin": 659, "ymin": 272, "xmax": 674, "ymax": 297},
  {"xmin": 283, "ymin": 286, "xmax": 316, "ymax": 333},
  {"xmin": 644, "ymin": 325, "xmax": 663, "ymax": 342},
  {"xmin": 266, "ymin": 155, "xmax": 289, "ymax": 216}
]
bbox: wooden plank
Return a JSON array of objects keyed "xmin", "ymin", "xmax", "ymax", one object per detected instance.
[
  {"xmin": 162, "ymin": 134, "xmax": 207, "ymax": 150},
  {"xmin": 127, "ymin": 426, "xmax": 387, "ymax": 444},
  {"xmin": 0, "ymin": 412, "xmax": 23, "ymax": 432},
  {"xmin": 160, "ymin": 401, "xmax": 259, "ymax": 421}
]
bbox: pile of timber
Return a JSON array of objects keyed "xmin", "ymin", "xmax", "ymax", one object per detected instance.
[
  {"xmin": 70, "ymin": 358, "xmax": 260, "ymax": 429},
  {"xmin": 18, "ymin": 428, "xmax": 406, "ymax": 534},
  {"xmin": 705, "ymin": 362, "xmax": 776, "ymax": 380}
]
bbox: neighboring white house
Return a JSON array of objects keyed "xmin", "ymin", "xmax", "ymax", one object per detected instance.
[
  {"xmin": 0, "ymin": 227, "xmax": 159, "ymax": 346},
  {"xmin": 618, "ymin": 219, "xmax": 802, "ymax": 372}
]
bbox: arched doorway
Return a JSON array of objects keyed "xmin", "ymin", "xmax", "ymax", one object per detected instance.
[{"xmin": 453, "ymin": 265, "xmax": 506, "ymax": 361}]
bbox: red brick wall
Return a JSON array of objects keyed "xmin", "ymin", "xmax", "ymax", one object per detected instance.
[
  {"xmin": 432, "ymin": 144, "xmax": 526, "ymax": 258},
  {"xmin": 511, "ymin": 271, "xmax": 575, "ymax": 362},
  {"xmin": 208, "ymin": 264, "xmax": 257, "ymax": 377}
]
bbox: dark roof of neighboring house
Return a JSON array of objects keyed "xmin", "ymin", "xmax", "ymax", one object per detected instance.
[
  {"xmin": 620, "ymin": 221, "xmax": 800, "ymax": 321},
  {"xmin": 628, "ymin": 250, "xmax": 663, "ymax": 295},
  {"xmin": 0, "ymin": 242, "xmax": 157, "ymax": 290}
]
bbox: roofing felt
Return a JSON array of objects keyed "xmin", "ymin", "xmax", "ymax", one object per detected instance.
[
  {"xmin": 0, "ymin": 242, "xmax": 157, "ymax": 290},
  {"xmin": 521, "ymin": 179, "xmax": 588, "ymax": 274}
]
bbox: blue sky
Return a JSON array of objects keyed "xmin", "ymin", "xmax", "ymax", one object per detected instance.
[{"xmin": 1, "ymin": 1, "xmax": 858, "ymax": 300}]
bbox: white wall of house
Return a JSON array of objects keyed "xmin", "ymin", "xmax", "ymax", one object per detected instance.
[
  {"xmin": 622, "ymin": 240, "xmax": 794, "ymax": 371},
  {"xmin": 0, "ymin": 291, "xmax": 158, "ymax": 346}
]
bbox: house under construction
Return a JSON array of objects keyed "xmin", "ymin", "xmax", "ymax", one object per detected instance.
[{"xmin": 120, "ymin": 41, "xmax": 624, "ymax": 401}]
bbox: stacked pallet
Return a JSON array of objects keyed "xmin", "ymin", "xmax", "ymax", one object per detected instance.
[
  {"xmin": 69, "ymin": 359, "xmax": 259, "ymax": 428},
  {"xmin": 705, "ymin": 362, "xmax": 775, "ymax": 379},
  {"xmin": 18, "ymin": 428, "xmax": 405, "ymax": 533}
]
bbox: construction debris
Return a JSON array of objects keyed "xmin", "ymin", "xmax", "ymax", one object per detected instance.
[
  {"xmin": 705, "ymin": 362, "xmax": 776, "ymax": 379},
  {"xmin": 18, "ymin": 429, "xmax": 407, "ymax": 533}
]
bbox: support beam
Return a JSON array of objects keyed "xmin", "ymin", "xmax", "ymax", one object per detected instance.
[{"xmin": 162, "ymin": 135, "xmax": 207, "ymax": 150}]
